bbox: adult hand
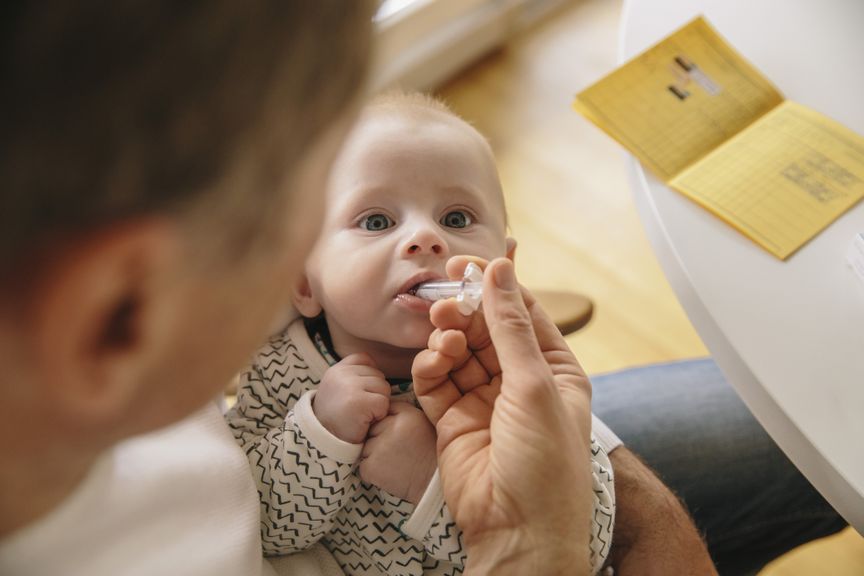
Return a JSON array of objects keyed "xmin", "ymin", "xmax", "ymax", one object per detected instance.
[
  {"xmin": 313, "ymin": 353, "xmax": 390, "ymax": 444},
  {"xmin": 359, "ymin": 401, "xmax": 437, "ymax": 505},
  {"xmin": 412, "ymin": 256, "xmax": 594, "ymax": 576}
]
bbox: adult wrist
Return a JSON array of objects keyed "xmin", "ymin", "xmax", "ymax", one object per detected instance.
[{"xmin": 464, "ymin": 530, "xmax": 588, "ymax": 576}]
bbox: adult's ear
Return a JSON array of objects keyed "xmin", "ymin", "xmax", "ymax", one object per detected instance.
[
  {"xmin": 291, "ymin": 273, "xmax": 323, "ymax": 319},
  {"xmin": 506, "ymin": 237, "xmax": 517, "ymax": 261},
  {"xmin": 25, "ymin": 218, "xmax": 180, "ymax": 432}
]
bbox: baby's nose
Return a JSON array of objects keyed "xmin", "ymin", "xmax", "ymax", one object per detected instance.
[{"xmin": 403, "ymin": 227, "xmax": 447, "ymax": 257}]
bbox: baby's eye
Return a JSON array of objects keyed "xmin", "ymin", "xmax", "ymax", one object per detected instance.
[
  {"xmin": 441, "ymin": 210, "xmax": 472, "ymax": 229},
  {"xmin": 360, "ymin": 213, "xmax": 394, "ymax": 231}
]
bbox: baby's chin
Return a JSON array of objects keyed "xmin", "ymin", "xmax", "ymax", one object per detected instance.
[{"xmin": 386, "ymin": 320, "xmax": 435, "ymax": 350}]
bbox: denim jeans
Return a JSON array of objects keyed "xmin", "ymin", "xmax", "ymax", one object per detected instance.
[{"xmin": 591, "ymin": 358, "xmax": 846, "ymax": 576}]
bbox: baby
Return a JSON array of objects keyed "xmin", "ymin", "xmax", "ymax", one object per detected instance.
[{"xmin": 226, "ymin": 92, "xmax": 614, "ymax": 575}]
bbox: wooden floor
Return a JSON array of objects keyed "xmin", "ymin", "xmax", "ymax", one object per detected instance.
[{"xmin": 435, "ymin": 0, "xmax": 864, "ymax": 573}]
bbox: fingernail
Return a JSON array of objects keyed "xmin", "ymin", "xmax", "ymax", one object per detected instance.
[{"xmin": 494, "ymin": 260, "xmax": 517, "ymax": 291}]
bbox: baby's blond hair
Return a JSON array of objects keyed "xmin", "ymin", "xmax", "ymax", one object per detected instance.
[
  {"xmin": 367, "ymin": 90, "xmax": 493, "ymax": 148},
  {"xmin": 367, "ymin": 90, "xmax": 456, "ymax": 117}
]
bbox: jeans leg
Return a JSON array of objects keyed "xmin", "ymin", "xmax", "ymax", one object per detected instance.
[{"xmin": 591, "ymin": 358, "xmax": 846, "ymax": 576}]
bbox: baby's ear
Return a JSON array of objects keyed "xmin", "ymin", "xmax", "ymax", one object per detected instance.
[
  {"xmin": 505, "ymin": 237, "xmax": 517, "ymax": 262},
  {"xmin": 292, "ymin": 274, "xmax": 323, "ymax": 318}
]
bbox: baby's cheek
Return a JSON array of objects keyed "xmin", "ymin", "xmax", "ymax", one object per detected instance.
[
  {"xmin": 321, "ymin": 280, "xmax": 377, "ymax": 321},
  {"xmin": 329, "ymin": 302, "xmax": 378, "ymax": 335}
]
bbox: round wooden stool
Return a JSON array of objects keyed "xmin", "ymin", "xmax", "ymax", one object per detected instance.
[{"xmin": 533, "ymin": 289, "xmax": 594, "ymax": 336}]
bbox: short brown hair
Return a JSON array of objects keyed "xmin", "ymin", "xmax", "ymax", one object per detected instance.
[{"xmin": 0, "ymin": 1, "xmax": 374, "ymax": 270}]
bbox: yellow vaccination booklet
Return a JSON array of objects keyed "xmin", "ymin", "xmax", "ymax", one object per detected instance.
[{"xmin": 573, "ymin": 16, "xmax": 864, "ymax": 260}]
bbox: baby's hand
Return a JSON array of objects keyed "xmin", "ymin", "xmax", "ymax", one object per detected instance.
[
  {"xmin": 359, "ymin": 401, "xmax": 437, "ymax": 505},
  {"xmin": 314, "ymin": 354, "xmax": 391, "ymax": 444}
]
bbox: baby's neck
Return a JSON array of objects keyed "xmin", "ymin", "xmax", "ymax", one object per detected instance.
[
  {"xmin": 314, "ymin": 322, "xmax": 417, "ymax": 380},
  {"xmin": 334, "ymin": 339, "xmax": 419, "ymax": 380}
]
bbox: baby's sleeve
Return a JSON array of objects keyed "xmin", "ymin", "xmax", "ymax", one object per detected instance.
[
  {"xmin": 590, "ymin": 433, "xmax": 616, "ymax": 574},
  {"xmin": 400, "ymin": 471, "xmax": 466, "ymax": 568},
  {"xmin": 226, "ymin": 360, "xmax": 362, "ymax": 556}
]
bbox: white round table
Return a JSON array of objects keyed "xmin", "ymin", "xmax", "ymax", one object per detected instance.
[{"xmin": 620, "ymin": 0, "xmax": 864, "ymax": 531}]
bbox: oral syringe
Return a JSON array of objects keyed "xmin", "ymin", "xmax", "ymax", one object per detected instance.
[{"xmin": 414, "ymin": 262, "xmax": 483, "ymax": 315}]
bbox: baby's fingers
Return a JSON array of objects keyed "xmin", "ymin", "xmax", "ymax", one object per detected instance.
[{"xmin": 360, "ymin": 389, "xmax": 391, "ymax": 424}]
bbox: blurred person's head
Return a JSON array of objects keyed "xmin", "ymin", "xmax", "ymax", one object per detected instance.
[
  {"xmin": 293, "ymin": 92, "xmax": 514, "ymax": 378},
  {"xmin": 0, "ymin": 0, "xmax": 374, "ymax": 494}
]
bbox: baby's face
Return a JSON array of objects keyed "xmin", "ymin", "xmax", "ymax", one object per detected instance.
[{"xmin": 303, "ymin": 109, "xmax": 509, "ymax": 352}]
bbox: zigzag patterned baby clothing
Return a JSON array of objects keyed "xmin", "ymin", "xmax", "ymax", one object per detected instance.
[{"xmin": 226, "ymin": 318, "xmax": 615, "ymax": 575}]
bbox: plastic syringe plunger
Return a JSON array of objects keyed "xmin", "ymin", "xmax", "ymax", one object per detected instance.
[{"xmin": 414, "ymin": 262, "xmax": 483, "ymax": 315}]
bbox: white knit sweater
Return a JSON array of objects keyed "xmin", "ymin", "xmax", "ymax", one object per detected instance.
[{"xmin": 0, "ymin": 402, "xmax": 344, "ymax": 576}]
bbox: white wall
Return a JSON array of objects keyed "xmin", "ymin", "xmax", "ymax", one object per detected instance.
[{"xmin": 372, "ymin": 0, "xmax": 571, "ymax": 91}]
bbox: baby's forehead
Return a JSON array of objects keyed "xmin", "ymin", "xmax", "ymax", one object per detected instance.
[
  {"xmin": 346, "ymin": 104, "xmax": 499, "ymax": 182},
  {"xmin": 328, "ymin": 97, "xmax": 507, "ymax": 222}
]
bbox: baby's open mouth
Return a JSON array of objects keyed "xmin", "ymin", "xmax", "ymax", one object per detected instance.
[{"xmin": 396, "ymin": 273, "xmax": 446, "ymax": 300}]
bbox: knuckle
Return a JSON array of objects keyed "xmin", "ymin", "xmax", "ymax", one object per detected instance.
[
  {"xmin": 372, "ymin": 395, "xmax": 390, "ymax": 417},
  {"xmin": 493, "ymin": 303, "xmax": 533, "ymax": 332},
  {"xmin": 321, "ymin": 369, "xmax": 348, "ymax": 388},
  {"xmin": 412, "ymin": 349, "xmax": 434, "ymax": 369},
  {"xmin": 427, "ymin": 329, "xmax": 445, "ymax": 350},
  {"xmin": 371, "ymin": 380, "xmax": 391, "ymax": 396}
]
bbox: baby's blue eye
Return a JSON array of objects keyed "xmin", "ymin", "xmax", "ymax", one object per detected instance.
[
  {"xmin": 361, "ymin": 213, "xmax": 394, "ymax": 231},
  {"xmin": 441, "ymin": 210, "xmax": 472, "ymax": 228}
]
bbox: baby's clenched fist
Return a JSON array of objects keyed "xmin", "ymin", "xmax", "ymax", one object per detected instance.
[
  {"xmin": 359, "ymin": 401, "xmax": 437, "ymax": 505},
  {"xmin": 313, "ymin": 353, "xmax": 390, "ymax": 444}
]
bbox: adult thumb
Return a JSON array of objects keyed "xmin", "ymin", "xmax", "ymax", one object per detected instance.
[{"xmin": 482, "ymin": 258, "xmax": 549, "ymax": 386}]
